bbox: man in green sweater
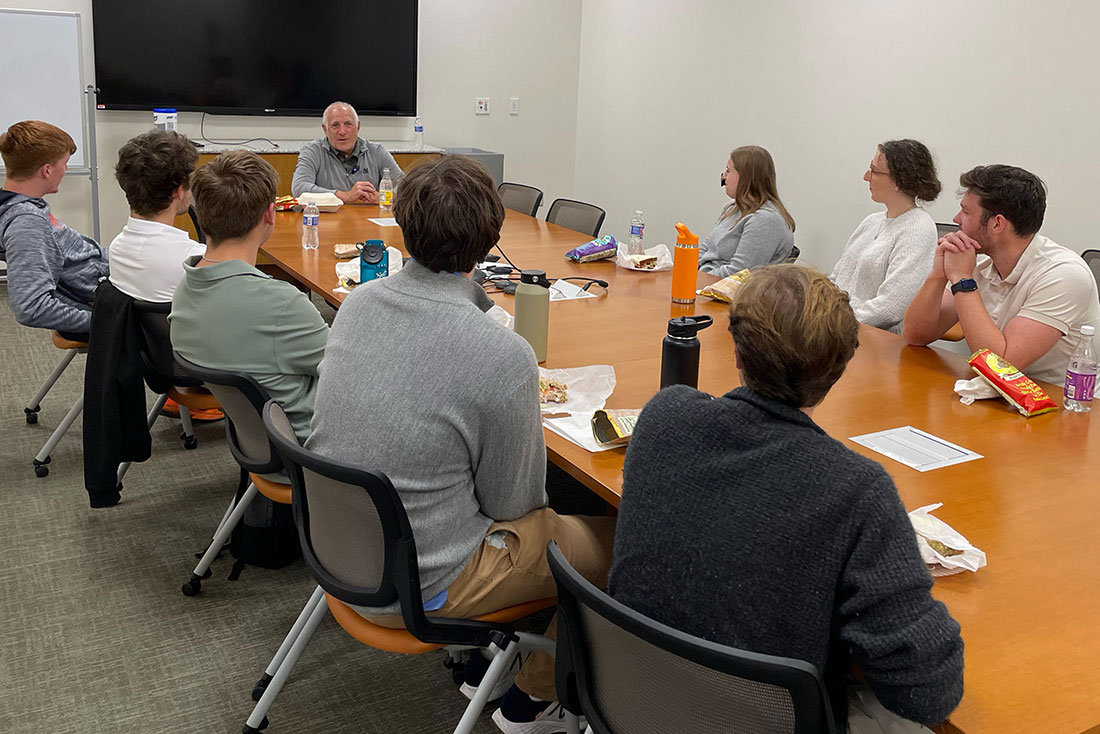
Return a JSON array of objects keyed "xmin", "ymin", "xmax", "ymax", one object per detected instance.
[{"xmin": 170, "ymin": 151, "xmax": 328, "ymax": 443}]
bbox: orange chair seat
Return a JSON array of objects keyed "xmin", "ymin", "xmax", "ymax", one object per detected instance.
[
  {"xmin": 51, "ymin": 331, "xmax": 87, "ymax": 350},
  {"xmin": 167, "ymin": 386, "xmax": 223, "ymax": 413},
  {"xmin": 942, "ymin": 322, "xmax": 966, "ymax": 343},
  {"xmin": 326, "ymin": 594, "xmax": 556, "ymax": 655},
  {"xmin": 249, "ymin": 472, "xmax": 292, "ymax": 504}
]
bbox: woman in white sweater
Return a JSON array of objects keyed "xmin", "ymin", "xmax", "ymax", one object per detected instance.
[
  {"xmin": 698, "ymin": 145, "xmax": 796, "ymax": 277},
  {"xmin": 830, "ymin": 139, "xmax": 941, "ymax": 333}
]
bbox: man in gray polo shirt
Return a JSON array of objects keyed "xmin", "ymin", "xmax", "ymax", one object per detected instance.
[{"xmin": 290, "ymin": 101, "xmax": 403, "ymax": 204}]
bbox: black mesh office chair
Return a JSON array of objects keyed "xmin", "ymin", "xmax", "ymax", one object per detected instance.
[
  {"xmin": 548, "ymin": 542, "xmax": 836, "ymax": 734},
  {"xmin": 935, "ymin": 222, "xmax": 957, "ymax": 239},
  {"xmin": 188, "ymin": 204, "xmax": 206, "ymax": 244},
  {"xmin": 547, "ymin": 198, "xmax": 606, "ymax": 238},
  {"xmin": 1082, "ymin": 250, "xmax": 1100, "ymax": 291},
  {"xmin": 172, "ymin": 352, "xmax": 293, "ymax": 597},
  {"xmin": 498, "ymin": 182, "xmax": 544, "ymax": 217},
  {"xmin": 243, "ymin": 400, "xmax": 570, "ymax": 734}
]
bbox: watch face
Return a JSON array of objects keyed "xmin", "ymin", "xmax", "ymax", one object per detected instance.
[{"xmin": 952, "ymin": 278, "xmax": 978, "ymax": 294}]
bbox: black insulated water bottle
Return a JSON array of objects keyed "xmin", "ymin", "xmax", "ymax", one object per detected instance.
[{"xmin": 660, "ymin": 315, "xmax": 714, "ymax": 389}]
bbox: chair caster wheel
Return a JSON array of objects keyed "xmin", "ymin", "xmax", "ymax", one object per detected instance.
[
  {"xmin": 25, "ymin": 408, "xmax": 39, "ymax": 424},
  {"xmin": 252, "ymin": 672, "xmax": 273, "ymax": 701},
  {"xmin": 241, "ymin": 716, "xmax": 269, "ymax": 733},
  {"xmin": 182, "ymin": 435, "xmax": 198, "ymax": 450},
  {"xmin": 33, "ymin": 460, "xmax": 50, "ymax": 478},
  {"xmin": 182, "ymin": 575, "xmax": 203, "ymax": 596}
]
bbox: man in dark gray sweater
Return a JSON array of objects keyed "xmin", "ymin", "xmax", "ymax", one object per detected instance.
[
  {"xmin": 307, "ymin": 156, "xmax": 614, "ymax": 734},
  {"xmin": 609, "ymin": 264, "xmax": 963, "ymax": 733}
]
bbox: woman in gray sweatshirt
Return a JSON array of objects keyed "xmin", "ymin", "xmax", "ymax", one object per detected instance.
[{"xmin": 698, "ymin": 145, "xmax": 796, "ymax": 277}]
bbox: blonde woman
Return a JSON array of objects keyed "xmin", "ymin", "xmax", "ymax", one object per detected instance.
[{"xmin": 698, "ymin": 145, "xmax": 796, "ymax": 277}]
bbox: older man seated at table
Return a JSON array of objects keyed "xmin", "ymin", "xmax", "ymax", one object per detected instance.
[
  {"xmin": 610, "ymin": 264, "xmax": 964, "ymax": 733},
  {"xmin": 290, "ymin": 100, "xmax": 404, "ymax": 205}
]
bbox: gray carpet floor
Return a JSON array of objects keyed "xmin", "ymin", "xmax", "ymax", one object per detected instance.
[{"xmin": 0, "ymin": 289, "xmax": 505, "ymax": 734}]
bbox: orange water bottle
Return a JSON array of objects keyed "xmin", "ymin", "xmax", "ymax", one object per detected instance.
[{"xmin": 671, "ymin": 223, "xmax": 699, "ymax": 304}]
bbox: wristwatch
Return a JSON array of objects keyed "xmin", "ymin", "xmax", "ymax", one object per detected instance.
[{"xmin": 950, "ymin": 278, "xmax": 978, "ymax": 295}]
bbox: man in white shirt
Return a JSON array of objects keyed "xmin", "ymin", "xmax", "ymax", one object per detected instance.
[
  {"xmin": 109, "ymin": 130, "xmax": 204, "ymax": 302},
  {"xmin": 903, "ymin": 164, "xmax": 1100, "ymax": 384}
]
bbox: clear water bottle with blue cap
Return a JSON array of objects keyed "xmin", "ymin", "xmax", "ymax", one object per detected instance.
[{"xmin": 301, "ymin": 202, "xmax": 319, "ymax": 250}]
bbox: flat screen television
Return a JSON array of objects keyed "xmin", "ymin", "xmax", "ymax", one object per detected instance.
[{"xmin": 91, "ymin": 0, "xmax": 417, "ymax": 116}]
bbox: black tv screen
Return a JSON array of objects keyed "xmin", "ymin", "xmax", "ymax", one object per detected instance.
[{"xmin": 92, "ymin": 0, "xmax": 417, "ymax": 116}]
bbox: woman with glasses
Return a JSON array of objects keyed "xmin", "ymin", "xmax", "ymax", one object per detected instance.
[
  {"xmin": 830, "ymin": 140, "xmax": 941, "ymax": 333},
  {"xmin": 698, "ymin": 145, "xmax": 796, "ymax": 277}
]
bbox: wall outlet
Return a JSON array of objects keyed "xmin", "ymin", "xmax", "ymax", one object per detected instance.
[
  {"xmin": 475, "ymin": 97, "xmax": 490, "ymax": 115},
  {"xmin": 509, "ymin": 97, "xmax": 519, "ymax": 115}
]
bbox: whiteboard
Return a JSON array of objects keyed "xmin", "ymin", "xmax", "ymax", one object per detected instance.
[{"xmin": 0, "ymin": 9, "xmax": 87, "ymax": 172}]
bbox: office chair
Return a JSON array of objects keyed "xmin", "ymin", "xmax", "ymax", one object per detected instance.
[
  {"xmin": 546, "ymin": 198, "xmax": 606, "ymax": 238},
  {"xmin": 1082, "ymin": 249, "xmax": 1100, "ymax": 292},
  {"xmin": 935, "ymin": 222, "xmax": 957, "ymax": 239},
  {"xmin": 547, "ymin": 541, "xmax": 836, "ymax": 734},
  {"xmin": 188, "ymin": 204, "xmax": 206, "ymax": 245},
  {"xmin": 130, "ymin": 300, "xmax": 222, "ymax": 452},
  {"xmin": 172, "ymin": 352, "xmax": 293, "ymax": 597},
  {"xmin": 244, "ymin": 400, "xmax": 572, "ymax": 734},
  {"xmin": 29, "ymin": 331, "xmax": 87, "ymax": 477},
  {"xmin": 498, "ymin": 182, "xmax": 544, "ymax": 217}
]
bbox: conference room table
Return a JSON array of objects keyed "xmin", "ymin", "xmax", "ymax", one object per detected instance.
[{"xmin": 260, "ymin": 205, "xmax": 1100, "ymax": 734}]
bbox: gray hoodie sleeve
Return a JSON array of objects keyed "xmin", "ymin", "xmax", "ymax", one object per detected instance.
[{"xmin": 3, "ymin": 212, "xmax": 93, "ymax": 333}]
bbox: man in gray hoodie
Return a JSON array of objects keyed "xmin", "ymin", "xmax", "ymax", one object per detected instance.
[{"xmin": 0, "ymin": 120, "xmax": 108, "ymax": 339}]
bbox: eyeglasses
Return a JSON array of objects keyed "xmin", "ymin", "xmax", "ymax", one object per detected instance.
[{"xmin": 867, "ymin": 165, "xmax": 891, "ymax": 176}]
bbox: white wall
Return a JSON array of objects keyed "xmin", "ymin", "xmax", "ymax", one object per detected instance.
[
  {"xmin": 574, "ymin": 0, "xmax": 1100, "ymax": 271},
  {"xmin": 1, "ymin": 0, "xmax": 582, "ymax": 243}
]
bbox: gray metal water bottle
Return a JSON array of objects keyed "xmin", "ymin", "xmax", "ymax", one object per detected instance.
[
  {"xmin": 514, "ymin": 269, "xmax": 550, "ymax": 363},
  {"xmin": 660, "ymin": 315, "xmax": 713, "ymax": 388}
]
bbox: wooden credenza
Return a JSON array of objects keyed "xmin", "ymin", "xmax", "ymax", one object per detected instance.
[{"xmin": 173, "ymin": 142, "xmax": 443, "ymax": 243}]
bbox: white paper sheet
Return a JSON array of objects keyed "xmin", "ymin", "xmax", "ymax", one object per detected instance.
[
  {"xmin": 549, "ymin": 279, "xmax": 597, "ymax": 302},
  {"xmin": 543, "ymin": 414, "xmax": 619, "ymax": 453},
  {"xmin": 848, "ymin": 426, "xmax": 983, "ymax": 472},
  {"xmin": 369, "ymin": 217, "xmax": 400, "ymax": 226}
]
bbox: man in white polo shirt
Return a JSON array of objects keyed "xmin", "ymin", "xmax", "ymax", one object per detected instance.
[
  {"xmin": 903, "ymin": 164, "xmax": 1100, "ymax": 384},
  {"xmin": 109, "ymin": 130, "xmax": 204, "ymax": 302}
]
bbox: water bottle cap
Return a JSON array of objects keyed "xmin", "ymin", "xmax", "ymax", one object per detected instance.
[
  {"xmin": 360, "ymin": 240, "xmax": 386, "ymax": 264},
  {"xmin": 674, "ymin": 222, "xmax": 698, "ymax": 245},
  {"xmin": 520, "ymin": 269, "xmax": 549, "ymax": 287},
  {"xmin": 1083, "ymin": 325, "xmax": 1096, "ymax": 336},
  {"xmin": 667, "ymin": 315, "xmax": 713, "ymax": 337}
]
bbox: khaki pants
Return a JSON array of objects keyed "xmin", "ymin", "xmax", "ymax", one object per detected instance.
[
  {"xmin": 848, "ymin": 685, "xmax": 935, "ymax": 734},
  {"xmin": 373, "ymin": 507, "xmax": 616, "ymax": 702}
]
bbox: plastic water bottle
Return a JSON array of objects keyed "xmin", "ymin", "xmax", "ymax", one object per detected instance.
[
  {"xmin": 301, "ymin": 202, "xmax": 319, "ymax": 250},
  {"xmin": 1063, "ymin": 324, "xmax": 1097, "ymax": 412},
  {"xmin": 413, "ymin": 117, "xmax": 424, "ymax": 150},
  {"xmin": 379, "ymin": 167, "xmax": 394, "ymax": 214},
  {"xmin": 628, "ymin": 210, "xmax": 645, "ymax": 255}
]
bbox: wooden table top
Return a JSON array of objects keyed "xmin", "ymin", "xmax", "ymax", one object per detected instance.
[{"xmin": 261, "ymin": 206, "xmax": 1100, "ymax": 734}]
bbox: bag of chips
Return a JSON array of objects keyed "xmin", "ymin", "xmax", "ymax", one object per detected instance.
[
  {"xmin": 697, "ymin": 268, "xmax": 751, "ymax": 303},
  {"xmin": 968, "ymin": 349, "xmax": 1057, "ymax": 417}
]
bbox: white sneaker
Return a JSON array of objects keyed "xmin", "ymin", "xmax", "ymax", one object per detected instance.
[
  {"xmin": 458, "ymin": 649, "xmax": 521, "ymax": 702},
  {"xmin": 491, "ymin": 700, "xmax": 585, "ymax": 734}
]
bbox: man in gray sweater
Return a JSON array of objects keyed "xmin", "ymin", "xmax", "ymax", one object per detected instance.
[
  {"xmin": 290, "ymin": 101, "xmax": 403, "ymax": 204},
  {"xmin": 0, "ymin": 120, "xmax": 108, "ymax": 338},
  {"xmin": 307, "ymin": 156, "xmax": 614, "ymax": 734}
]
